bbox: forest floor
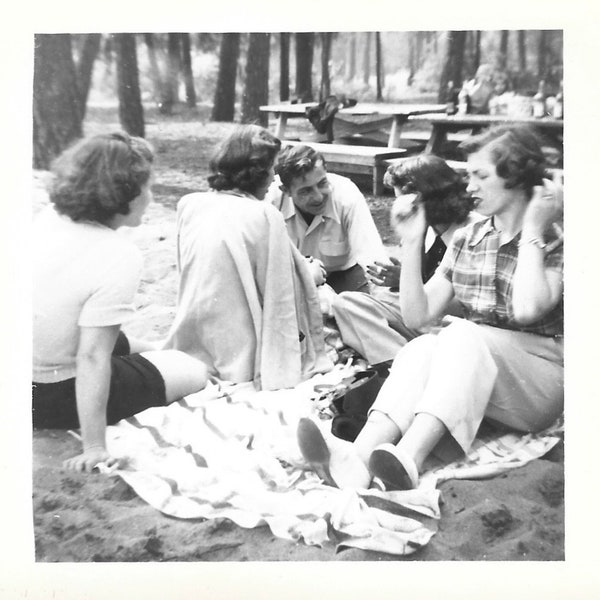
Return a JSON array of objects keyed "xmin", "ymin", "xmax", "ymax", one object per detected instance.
[{"xmin": 32, "ymin": 103, "xmax": 564, "ymax": 563}]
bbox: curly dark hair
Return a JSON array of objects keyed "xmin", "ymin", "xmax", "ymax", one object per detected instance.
[
  {"xmin": 207, "ymin": 125, "xmax": 281, "ymax": 196},
  {"xmin": 459, "ymin": 124, "xmax": 546, "ymax": 198},
  {"xmin": 49, "ymin": 132, "xmax": 154, "ymax": 225},
  {"xmin": 384, "ymin": 154, "xmax": 473, "ymax": 225},
  {"xmin": 274, "ymin": 144, "xmax": 328, "ymax": 189}
]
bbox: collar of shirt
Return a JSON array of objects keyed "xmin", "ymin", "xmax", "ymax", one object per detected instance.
[
  {"xmin": 279, "ymin": 191, "xmax": 341, "ymax": 232},
  {"xmin": 467, "ymin": 217, "xmax": 522, "ymax": 248}
]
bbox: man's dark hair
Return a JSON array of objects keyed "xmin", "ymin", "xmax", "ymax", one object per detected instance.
[{"xmin": 275, "ymin": 144, "xmax": 328, "ymax": 189}]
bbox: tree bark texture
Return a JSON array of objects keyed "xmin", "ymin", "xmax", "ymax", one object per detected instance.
[
  {"xmin": 319, "ymin": 32, "xmax": 332, "ymax": 101},
  {"xmin": 212, "ymin": 33, "xmax": 240, "ymax": 122},
  {"xmin": 180, "ymin": 33, "xmax": 197, "ymax": 108},
  {"xmin": 362, "ymin": 32, "xmax": 371, "ymax": 85},
  {"xmin": 346, "ymin": 34, "xmax": 356, "ymax": 81},
  {"xmin": 114, "ymin": 33, "xmax": 145, "ymax": 137},
  {"xmin": 518, "ymin": 30, "xmax": 527, "ymax": 73},
  {"xmin": 295, "ymin": 32, "xmax": 314, "ymax": 101},
  {"xmin": 76, "ymin": 33, "xmax": 101, "ymax": 116},
  {"xmin": 537, "ymin": 30, "xmax": 547, "ymax": 79},
  {"xmin": 438, "ymin": 31, "xmax": 467, "ymax": 102},
  {"xmin": 144, "ymin": 33, "xmax": 164, "ymax": 102},
  {"xmin": 279, "ymin": 32, "xmax": 290, "ymax": 101},
  {"xmin": 375, "ymin": 32, "xmax": 383, "ymax": 101},
  {"xmin": 499, "ymin": 30, "xmax": 509, "ymax": 69},
  {"xmin": 241, "ymin": 33, "xmax": 270, "ymax": 126},
  {"xmin": 160, "ymin": 33, "xmax": 181, "ymax": 114},
  {"xmin": 33, "ymin": 34, "xmax": 83, "ymax": 169}
]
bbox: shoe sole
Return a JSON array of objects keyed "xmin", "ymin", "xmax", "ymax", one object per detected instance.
[{"xmin": 369, "ymin": 446, "xmax": 417, "ymax": 491}]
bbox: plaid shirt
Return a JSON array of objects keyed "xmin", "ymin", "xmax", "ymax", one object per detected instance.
[{"xmin": 438, "ymin": 218, "xmax": 563, "ymax": 336}]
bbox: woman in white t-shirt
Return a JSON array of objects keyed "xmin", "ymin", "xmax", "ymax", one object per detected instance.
[{"xmin": 33, "ymin": 132, "xmax": 208, "ymax": 473}]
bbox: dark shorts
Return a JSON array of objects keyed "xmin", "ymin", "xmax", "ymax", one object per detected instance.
[
  {"xmin": 32, "ymin": 332, "xmax": 167, "ymax": 429},
  {"xmin": 326, "ymin": 263, "xmax": 370, "ymax": 294}
]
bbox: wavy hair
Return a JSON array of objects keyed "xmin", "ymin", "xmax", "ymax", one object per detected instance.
[
  {"xmin": 49, "ymin": 132, "xmax": 154, "ymax": 225},
  {"xmin": 274, "ymin": 144, "xmax": 327, "ymax": 189},
  {"xmin": 459, "ymin": 124, "xmax": 546, "ymax": 198},
  {"xmin": 384, "ymin": 154, "xmax": 473, "ymax": 225},
  {"xmin": 207, "ymin": 125, "xmax": 281, "ymax": 196}
]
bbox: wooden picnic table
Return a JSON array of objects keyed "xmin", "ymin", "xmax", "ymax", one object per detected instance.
[
  {"xmin": 259, "ymin": 102, "xmax": 446, "ymax": 148},
  {"xmin": 407, "ymin": 112, "xmax": 564, "ymax": 156}
]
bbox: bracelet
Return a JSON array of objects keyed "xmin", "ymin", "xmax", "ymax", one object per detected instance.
[{"xmin": 519, "ymin": 235, "xmax": 547, "ymax": 250}]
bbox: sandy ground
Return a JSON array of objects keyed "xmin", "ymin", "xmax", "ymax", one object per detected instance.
[
  {"xmin": 32, "ymin": 107, "xmax": 564, "ymax": 562},
  {"xmin": 32, "ymin": 178, "xmax": 565, "ymax": 563}
]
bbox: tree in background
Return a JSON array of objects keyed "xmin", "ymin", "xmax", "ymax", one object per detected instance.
[
  {"xmin": 280, "ymin": 32, "xmax": 290, "ymax": 101},
  {"xmin": 438, "ymin": 31, "xmax": 467, "ymax": 101},
  {"xmin": 212, "ymin": 33, "xmax": 241, "ymax": 122},
  {"xmin": 319, "ymin": 33, "xmax": 332, "ymax": 101},
  {"xmin": 144, "ymin": 33, "xmax": 164, "ymax": 103},
  {"xmin": 114, "ymin": 33, "xmax": 145, "ymax": 137},
  {"xmin": 362, "ymin": 32, "xmax": 371, "ymax": 85},
  {"xmin": 295, "ymin": 33, "xmax": 314, "ymax": 101},
  {"xmin": 160, "ymin": 33, "xmax": 181, "ymax": 114},
  {"xmin": 180, "ymin": 33, "xmax": 197, "ymax": 108},
  {"xmin": 518, "ymin": 31, "xmax": 527, "ymax": 73},
  {"xmin": 241, "ymin": 33, "xmax": 270, "ymax": 125},
  {"xmin": 499, "ymin": 30, "xmax": 509, "ymax": 70},
  {"xmin": 75, "ymin": 34, "xmax": 102, "ymax": 117},
  {"xmin": 375, "ymin": 32, "xmax": 383, "ymax": 100},
  {"xmin": 33, "ymin": 34, "xmax": 83, "ymax": 169},
  {"xmin": 345, "ymin": 34, "xmax": 357, "ymax": 81}
]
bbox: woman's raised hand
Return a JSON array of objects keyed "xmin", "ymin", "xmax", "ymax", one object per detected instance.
[
  {"xmin": 391, "ymin": 193, "xmax": 427, "ymax": 244},
  {"xmin": 366, "ymin": 257, "xmax": 401, "ymax": 288},
  {"xmin": 523, "ymin": 179, "xmax": 564, "ymax": 236}
]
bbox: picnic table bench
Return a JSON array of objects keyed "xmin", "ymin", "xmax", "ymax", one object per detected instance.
[{"xmin": 282, "ymin": 140, "xmax": 406, "ymax": 195}]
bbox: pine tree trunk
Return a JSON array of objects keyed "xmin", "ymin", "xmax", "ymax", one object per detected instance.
[
  {"xmin": 241, "ymin": 33, "xmax": 270, "ymax": 125},
  {"xmin": 279, "ymin": 33, "xmax": 290, "ymax": 101},
  {"xmin": 114, "ymin": 33, "xmax": 145, "ymax": 137},
  {"xmin": 499, "ymin": 30, "xmax": 509, "ymax": 70},
  {"xmin": 375, "ymin": 32, "xmax": 383, "ymax": 101},
  {"xmin": 76, "ymin": 33, "xmax": 101, "ymax": 116},
  {"xmin": 537, "ymin": 30, "xmax": 547, "ymax": 79},
  {"xmin": 346, "ymin": 34, "xmax": 356, "ymax": 81},
  {"xmin": 295, "ymin": 33, "xmax": 314, "ymax": 101},
  {"xmin": 362, "ymin": 32, "xmax": 371, "ymax": 85},
  {"xmin": 160, "ymin": 33, "xmax": 181, "ymax": 114},
  {"xmin": 180, "ymin": 33, "xmax": 197, "ymax": 108},
  {"xmin": 212, "ymin": 33, "xmax": 240, "ymax": 122},
  {"xmin": 144, "ymin": 33, "xmax": 164, "ymax": 102},
  {"xmin": 438, "ymin": 31, "xmax": 467, "ymax": 101},
  {"xmin": 518, "ymin": 30, "xmax": 527, "ymax": 72},
  {"xmin": 473, "ymin": 30, "xmax": 481, "ymax": 75},
  {"xmin": 319, "ymin": 33, "xmax": 332, "ymax": 101},
  {"xmin": 33, "ymin": 34, "xmax": 83, "ymax": 169}
]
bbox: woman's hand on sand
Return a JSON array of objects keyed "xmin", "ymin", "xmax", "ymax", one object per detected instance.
[
  {"xmin": 366, "ymin": 257, "xmax": 401, "ymax": 287},
  {"xmin": 63, "ymin": 447, "xmax": 120, "ymax": 473},
  {"xmin": 305, "ymin": 256, "xmax": 327, "ymax": 287},
  {"xmin": 391, "ymin": 193, "xmax": 427, "ymax": 244},
  {"xmin": 522, "ymin": 179, "xmax": 563, "ymax": 237}
]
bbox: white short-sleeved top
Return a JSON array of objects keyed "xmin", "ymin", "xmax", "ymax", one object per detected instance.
[
  {"xmin": 265, "ymin": 173, "xmax": 387, "ymax": 272},
  {"xmin": 33, "ymin": 207, "xmax": 142, "ymax": 383}
]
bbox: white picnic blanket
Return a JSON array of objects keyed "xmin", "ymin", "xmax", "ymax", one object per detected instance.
[{"xmin": 105, "ymin": 367, "xmax": 562, "ymax": 556}]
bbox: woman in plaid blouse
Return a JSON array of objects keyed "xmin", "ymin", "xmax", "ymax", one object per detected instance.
[{"xmin": 298, "ymin": 124, "xmax": 564, "ymax": 490}]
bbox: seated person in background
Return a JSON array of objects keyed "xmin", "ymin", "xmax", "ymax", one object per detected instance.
[
  {"xmin": 164, "ymin": 125, "xmax": 332, "ymax": 390},
  {"xmin": 265, "ymin": 144, "xmax": 389, "ymax": 294},
  {"xmin": 33, "ymin": 133, "xmax": 209, "ymax": 473},
  {"xmin": 463, "ymin": 63, "xmax": 495, "ymax": 114},
  {"xmin": 332, "ymin": 155, "xmax": 478, "ymax": 366},
  {"xmin": 298, "ymin": 124, "xmax": 564, "ymax": 491}
]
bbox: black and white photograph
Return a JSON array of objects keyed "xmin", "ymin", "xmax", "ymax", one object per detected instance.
[{"xmin": 4, "ymin": 0, "xmax": 600, "ymax": 597}]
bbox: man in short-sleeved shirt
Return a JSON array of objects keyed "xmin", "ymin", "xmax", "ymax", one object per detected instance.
[{"xmin": 265, "ymin": 144, "xmax": 388, "ymax": 293}]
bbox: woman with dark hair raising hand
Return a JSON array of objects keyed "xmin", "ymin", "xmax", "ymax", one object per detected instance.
[{"xmin": 298, "ymin": 125, "xmax": 564, "ymax": 490}]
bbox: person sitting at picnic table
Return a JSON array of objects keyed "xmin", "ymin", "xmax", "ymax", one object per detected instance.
[
  {"xmin": 462, "ymin": 63, "xmax": 496, "ymax": 114},
  {"xmin": 331, "ymin": 154, "xmax": 479, "ymax": 366},
  {"xmin": 298, "ymin": 124, "xmax": 564, "ymax": 490},
  {"xmin": 33, "ymin": 132, "xmax": 209, "ymax": 473},
  {"xmin": 164, "ymin": 125, "xmax": 332, "ymax": 390},
  {"xmin": 265, "ymin": 144, "xmax": 388, "ymax": 294}
]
